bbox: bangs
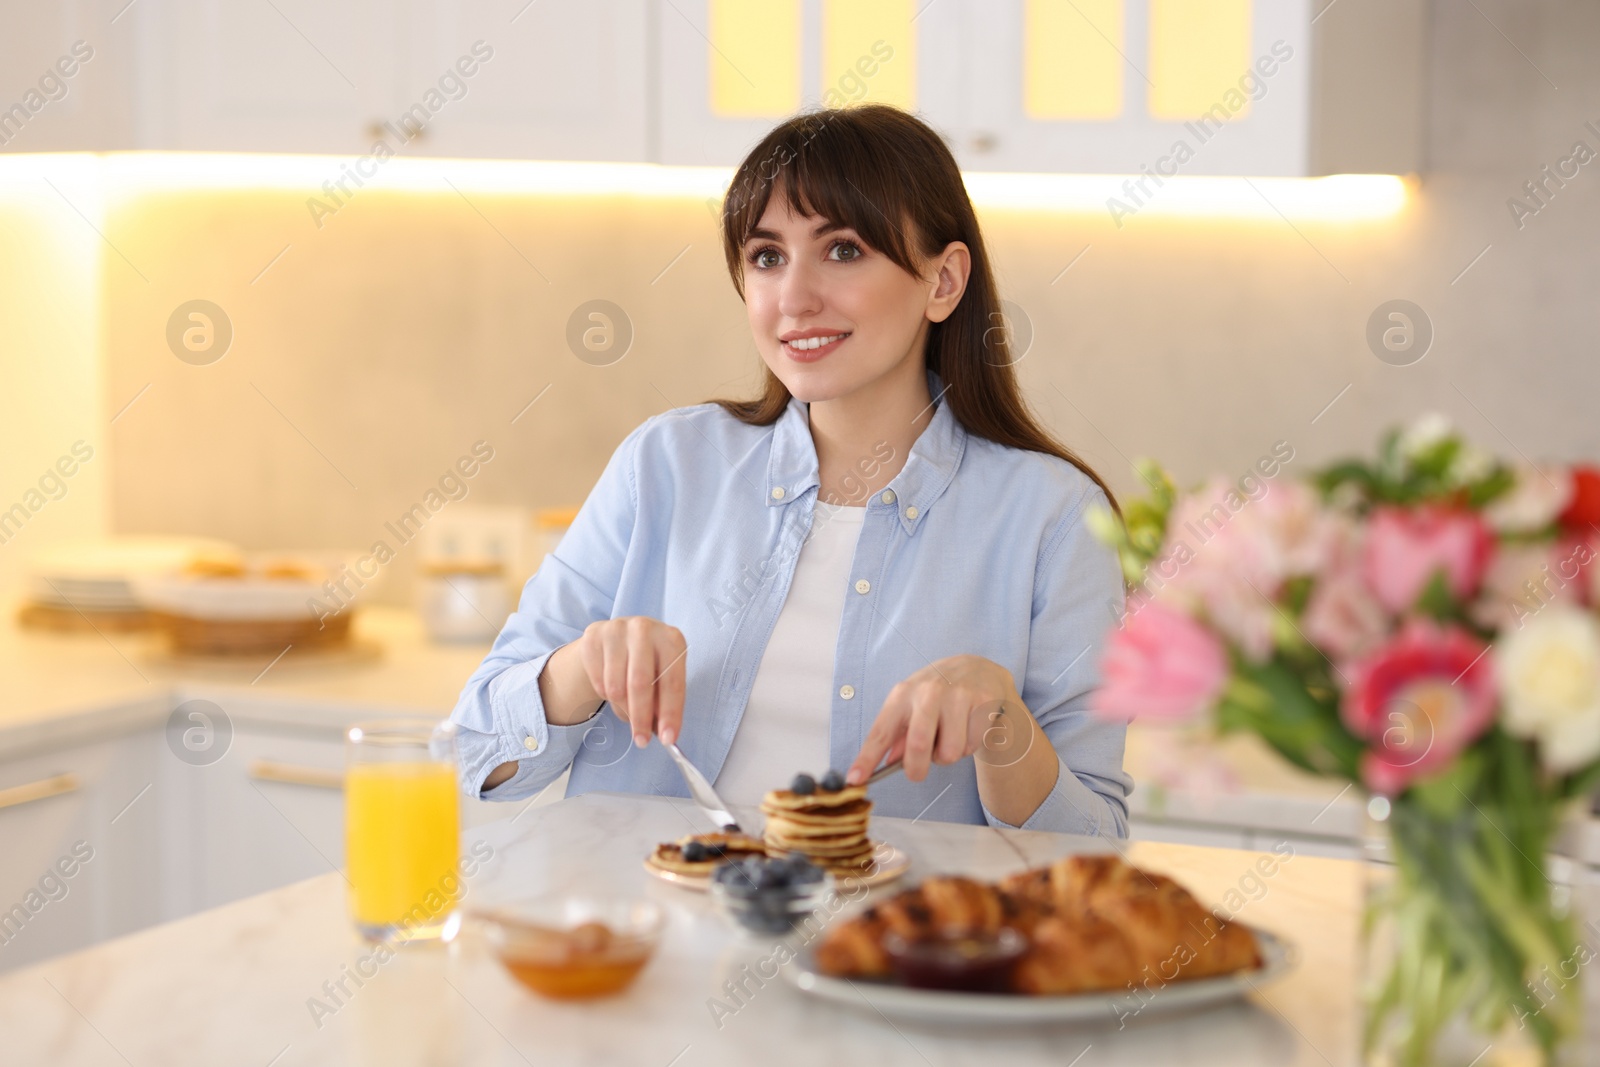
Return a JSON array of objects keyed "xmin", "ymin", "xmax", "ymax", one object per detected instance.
[{"xmin": 721, "ymin": 110, "xmax": 946, "ymax": 292}]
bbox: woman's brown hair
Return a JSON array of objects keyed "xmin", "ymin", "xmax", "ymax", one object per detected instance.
[{"xmin": 707, "ymin": 103, "xmax": 1120, "ymax": 519}]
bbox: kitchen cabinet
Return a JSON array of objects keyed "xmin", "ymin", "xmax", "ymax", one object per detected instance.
[
  {"xmin": 136, "ymin": 0, "xmax": 406, "ymax": 154},
  {"xmin": 4, "ymin": 0, "xmax": 1423, "ymax": 177},
  {"xmin": 657, "ymin": 0, "xmax": 926, "ymax": 166},
  {"xmin": 399, "ymin": 0, "xmax": 651, "ymax": 162},
  {"xmin": 931, "ymin": 0, "xmax": 1321, "ymax": 175},
  {"xmin": 657, "ymin": 0, "xmax": 1426, "ymax": 175},
  {"xmin": 173, "ymin": 715, "xmax": 541, "ymax": 915},
  {"xmin": 0, "ymin": 0, "xmax": 137, "ymax": 152},
  {"xmin": 44, "ymin": 0, "xmax": 649, "ymax": 160},
  {"xmin": 0, "ymin": 728, "xmax": 164, "ymax": 973},
  {"xmin": 178, "ymin": 726, "xmax": 349, "ymax": 913},
  {"xmin": 0, "ymin": 697, "xmax": 560, "ymax": 972}
]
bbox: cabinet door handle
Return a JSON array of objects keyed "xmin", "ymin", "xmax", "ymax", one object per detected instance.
[
  {"xmin": 247, "ymin": 760, "xmax": 344, "ymax": 791},
  {"xmin": 0, "ymin": 772, "xmax": 82, "ymax": 810}
]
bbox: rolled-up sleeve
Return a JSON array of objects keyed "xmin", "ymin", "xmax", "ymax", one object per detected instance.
[
  {"xmin": 450, "ymin": 419, "xmax": 648, "ymax": 800},
  {"xmin": 982, "ymin": 483, "xmax": 1133, "ymax": 837}
]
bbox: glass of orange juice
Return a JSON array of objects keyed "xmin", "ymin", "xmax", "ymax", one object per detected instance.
[{"xmin": 345, "ymin": 718, "xmax": 461, "ymax": 942}]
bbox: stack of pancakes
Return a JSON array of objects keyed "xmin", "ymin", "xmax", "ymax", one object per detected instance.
[{"xmin": 760, "ymin": 783, "xmax": 876, "ymax": 874}]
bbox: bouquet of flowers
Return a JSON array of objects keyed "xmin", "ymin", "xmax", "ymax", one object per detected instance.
[{"xmin": 1086, "ymin": 415, "xmax": 1600, "ymax": 1065}]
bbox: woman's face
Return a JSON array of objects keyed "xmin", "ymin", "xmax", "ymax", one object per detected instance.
[{"xmin": 740, "ymin": 195, "xmax": 967, "ymax": 404}]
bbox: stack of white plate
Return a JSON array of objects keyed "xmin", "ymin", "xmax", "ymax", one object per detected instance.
[
  {"xmin": 131, "ymin": 552, "xmax": 350, "ymax": 622},
  {"xmin": 27, "ymin": 536, "xmax": 238, "ymax": 613}
]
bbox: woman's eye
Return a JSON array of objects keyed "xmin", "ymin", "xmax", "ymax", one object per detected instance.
[
  {"xmin": 829, "ymin": 241, "xmax": 863, "ymax": 262},
  {"xmin": 751, "ymin": 248, "xmax": 783, "ymax": 269}
]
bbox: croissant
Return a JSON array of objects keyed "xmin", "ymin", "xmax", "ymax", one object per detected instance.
[
  {"xmin": 813, "ymin": 876, "xmax": 1009, "ymax": 979},
  {"xmin": 1011, "ymin": 912, "xmax": 1140, "ymax": 995},
  {"xmin": 815, "ymin": 853, "xmax": 1261, "ymax": 994},
  {"xmin": 1016, "ymin": 855, "xmax": 1263, "ymax": 981}
]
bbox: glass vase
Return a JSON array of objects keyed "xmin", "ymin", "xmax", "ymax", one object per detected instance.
[{"xmin": 1359, "ymin": 791, "xmax": 1588, "ymax": 1066}]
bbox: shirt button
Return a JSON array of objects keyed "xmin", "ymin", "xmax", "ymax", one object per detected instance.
[
  {"xmin": 880, "ymin": 489, "xmax": 895, "ymax": 504},
  {"xmin": 905, "ymin": 505, "xmax": 919, "ymax": 520},
  {"xmin": 523, "ymin": 736, "xmax": 539, "ymax": 751},
  {"xmin": 771, "ymin": 486, "xmax": 786, "ymax": 500},
  {"xmin": 839, "ymin": 684, "xmax": 855, "ymax": 700},
  {"xmin": 854, "ymin": 578, "xmax": 870, "ymax": 594}
]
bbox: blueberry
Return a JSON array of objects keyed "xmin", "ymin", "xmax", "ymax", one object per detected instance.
[
  {"xmin": 790, "ymin": 773, "xmax": 817, "ymax": 795},
  {"xmin": 714, "ymin": 862, "xmax": 758, "ymax": 895},
  {"xmin": 705, "ymin": 844, "xmax": 726, "ymax": 858},
  {"xmin": 820, "ymin": 769, "xmax": 845, "ymax": 792},
  {"xmin": 682, "ymin": 840, "xmax": 708, "ymax": 863},
  {"xmin": 789, "ymin": 858, "xmax": 824, "ymax": 885}
]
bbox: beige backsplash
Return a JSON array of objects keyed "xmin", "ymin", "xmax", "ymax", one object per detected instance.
[{"xmin": 95, "ymin": 176, "xmax": 1592, "ymax": 608}]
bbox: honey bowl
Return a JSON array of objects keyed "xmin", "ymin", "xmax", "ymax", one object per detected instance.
[{"xmin": 474, "ymin": 896, "xmax": 665, "ymax": 1000}]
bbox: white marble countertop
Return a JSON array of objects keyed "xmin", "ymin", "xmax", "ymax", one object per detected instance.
[{"xmin": 0, "ymin": 791, "xmax": 1383, "ymax": 1066}]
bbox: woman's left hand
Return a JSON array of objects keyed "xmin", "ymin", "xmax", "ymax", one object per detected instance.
[{"xmin": 845, "ymin": 655, "xmax": 1035, "ymax": 785}]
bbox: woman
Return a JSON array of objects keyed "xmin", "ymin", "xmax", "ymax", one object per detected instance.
[{"xmin": 450, "ymin": 104, "xmax": 1132, "ymax": 836}]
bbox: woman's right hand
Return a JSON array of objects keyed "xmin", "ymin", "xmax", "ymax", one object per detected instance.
[{"xmin": 575, "ymin": 616, "xmax": 689, "ymax": 748}]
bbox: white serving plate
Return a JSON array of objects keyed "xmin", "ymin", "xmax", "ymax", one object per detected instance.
[
  {"xmin": 787, "ymin": 927, "xmax": 1294, "ymax": 1025},
  {"xmin": 645, "ymin": 843, "xmax": 911, "ymax": 892},
  {"xmin": 131, "ymin": 574, "xmax": 325, "ymax": 621},
  {"xmin": 28, "ymin": 535, "xmax": 237, "ymax": 611},
  {"xmin": 130, "ymin": 552, "xmax": 354, "ymax": 621}
]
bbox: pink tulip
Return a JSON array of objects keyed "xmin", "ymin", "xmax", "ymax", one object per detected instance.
[
  {"xmin": 1341, "ymin": 618, "xmax": 1497, "ymax": 795},
  {"xmin": 1362, "ymin": 505, "xmax": 1495, "ymax": 614},
  {"xmin": 1097, "ymin": 601, "xmax": 1230, "ymax": 723}
]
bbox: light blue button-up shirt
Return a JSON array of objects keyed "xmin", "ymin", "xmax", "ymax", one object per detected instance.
[{"xmin": 449, "ymin": 367, "xmax": 1132, "ymax": 836}]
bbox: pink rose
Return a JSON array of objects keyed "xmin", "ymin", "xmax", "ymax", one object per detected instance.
[
  {"xmin": 1341, "ymin": 618, "xmax": 1497, "ymax": 794},
  {"xmin": 1302, "ymin": 515, "xmax": 1390, "ymax": 665},
  {"xmin": 1097, "ymin": 601, "xmax": 1229, "ymax": 723},
  {"xmin": 1362, "ymin": 505, "xmax": 1495, "ymax": 614},
  {"xmin": 1472, "ymin": 539, "xmax": 1588, "ymax": 631}
]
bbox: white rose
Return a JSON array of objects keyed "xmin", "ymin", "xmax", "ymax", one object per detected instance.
[
  {"xmin": 1483, "ymin": 463, "xmax": 1574, "ymax": 532},
  {"xmin": 1495, "ymin": 607, "xmax": 1600, "ymax": 772},
  {"xmin": 1452, "ymin": 444, "xmax": 1498, "ymax": 485},
  {"xmin": 1399, "ymin": 412, "xmax": 1454, "ymax": 460}
]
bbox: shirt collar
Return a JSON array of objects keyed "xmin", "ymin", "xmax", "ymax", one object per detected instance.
[{"xmin": 765, "ymin": 366, "xmax": 966, "ymax": 535}]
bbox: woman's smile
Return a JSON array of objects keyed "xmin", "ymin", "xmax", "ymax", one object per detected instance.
[{"xmin": 780, "ymin": 328, "xmax": 852, "ymax": 361}]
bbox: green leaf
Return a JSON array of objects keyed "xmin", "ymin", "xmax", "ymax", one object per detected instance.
[
  {"xmin": 1467, "ymin": 464, "xmax": 1517, "ymax": 509},
  {"xmin": 1226, "ymin": 658, "xmax": 1362, "ymax": 779},
  {"xmin": 1413, "ymin": 569, "xmax": 1463, "ymax": 621},
  {"xmin": 1557, "ymin": 758, "xmax": 1600, "ymax": 802}
]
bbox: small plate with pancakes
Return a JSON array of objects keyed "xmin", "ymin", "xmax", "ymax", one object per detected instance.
[
  {"xmin": 644, "ymin": 831, "xmax": 769, "ymax": 887},
  {"xmin": 644, "ymin": 772, "xmax": 911, "ymax": 891}
]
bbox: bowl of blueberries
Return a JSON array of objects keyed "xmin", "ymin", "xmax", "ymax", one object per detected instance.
[{"xmin": 710, "ymin": 854, "xmax": 834, "ymax": 937}]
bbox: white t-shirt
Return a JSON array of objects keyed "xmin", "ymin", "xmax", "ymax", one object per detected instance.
[{"xmin": 714, "ymin": 499, "xmax": 866, "ymax": 806}]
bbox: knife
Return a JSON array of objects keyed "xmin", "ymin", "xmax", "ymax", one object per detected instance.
[
  {"xmin": 661, "ymin": 743, "xmax": 906, "ymax": 835},
  {"xmin": 661, "ymin": 740, "xmax": 744, "ymax": 835},
  {"xmin": 863, "ymin": 758, "xmax": 904, "ymax": 786}
]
